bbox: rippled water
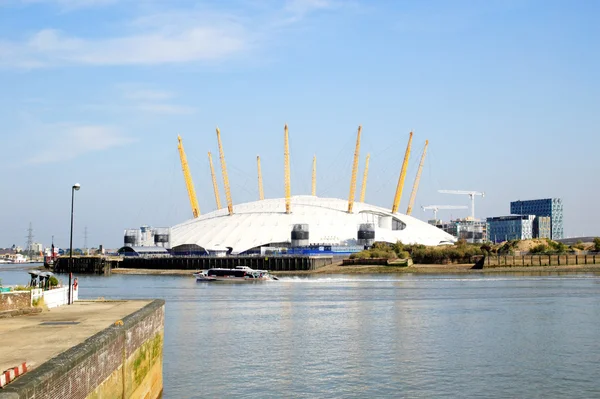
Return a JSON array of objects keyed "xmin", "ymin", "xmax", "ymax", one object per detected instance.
[{"xmin": 2, "ymin": 267, "xmax": 600, "ymax": 398}]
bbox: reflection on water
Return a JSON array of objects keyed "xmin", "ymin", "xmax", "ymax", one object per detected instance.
[{"xmin": 2, "ymin": 269, "xmax": 600, "ymax": 398}]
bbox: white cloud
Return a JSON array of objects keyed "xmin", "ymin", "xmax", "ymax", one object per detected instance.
[
  {"xmin": 20, "ymin": 0, "xmax": 118, "ymax": 9},
  {"xmin": 26, "ymin": 125, "xmax": 135, "ymax": 164},
  {"xmin": 134, "ymin": 103, "xmax": 195, "ymax": 115},
  {"xmin": 0, "ymin": 1, "xmax": 339, "ymax": 69},
  {"xmin": 1, "ymin": 26, "xmax": 246, "ymax": 68},
  {"xmin": 123, "ymin": 89, "xmax": 174, "ymax": 101}
]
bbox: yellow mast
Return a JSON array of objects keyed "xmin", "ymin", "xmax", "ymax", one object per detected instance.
[
  {"xmin": 257, "ymin": 155, "xmax": 265, "ymax": 200},
  {"xmin": 347, "ymin": 125, "xmax": 362, "ymax": 213},
  {"xmin": 391, "ymin": 131, "xmax": 413, "ymax": 213},
  {"xmin": 216, "ymin": 127, "xmax": 233, "ymax": 215},
  {"xmin": 359, "ymin": 153, "xmax": 370, "ymax": 203},
  {"xmin": 207, "ymin": 152, "xmax": 222, "ymax": 210},
  {"xmin": 177, "ymin": 135, "xmax": 200, "ymax": 218},
  {"xmin": 311, "ymin": 155, "xmax": 317, "ymax": 196},
  {"xmin": 406, "ymin": 140, "xmax": 429, "ymax": 215},
  {"xmin": 284, "ymin": 124, "xmax": 291, "ymax": 214}
]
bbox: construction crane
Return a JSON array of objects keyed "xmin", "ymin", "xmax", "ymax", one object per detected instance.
[
  {"xmin": 311, "ymin": 155, "xmax": 317, "ymax": 196},
  {"xmin": 207, "ymin": 152, "xmax": 222, "ymax": 210},
  {"xmin": 359, "ymin": 153, "xmax": 370, "ymax": 203},
  {"xmin": 257, "ymin": 155, "xmax": 265, "ymax": 200},
  {"xmin": 284, "ymin": 124, "xmax": 291, "ymax": 214},
  {"xmin": 391, "ymin": 132, "xmax": 413, "ymax": 213},
  {"xmin": 406, "ymin": 140, "xmax": 429, "ymax": 215},
  {"xmin": 438, "ymin": 190, "xmax": 485, "ymax": 220},
  {"xmin": 216, "ymin": 127, "xmax": 234, "ymax": 215},
  {"xmin": 347, "ymin": 125, "xmax": 362, "ymax": 213},
  {"xmin": 177, "ymin": 135, "xmax": 200, "ymax": 218},
  {"xmin": 422, "ymin": 205, "xmax": 468, "ymax": 221}
]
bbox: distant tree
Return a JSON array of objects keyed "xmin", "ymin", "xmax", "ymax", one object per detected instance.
[
  {"xmin": 480, "ymin": 243, "xmax": 492, "ymax": 255},
  {"xmin": 594, "ymin": 237, "xmax": 600, "ymax": 252}
]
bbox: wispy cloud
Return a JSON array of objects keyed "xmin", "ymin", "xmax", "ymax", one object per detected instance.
[
  {"xmin": 20, "ymin": 0, "xmax": 118, "ymax": 8},
  {"xmin": 0, "ymin": 1, "xmax": 338, "ymax": 69},
  {"xmin": 118, "ymin": 85, "xmax": 195, "ymax": 115},
  {"xmin": 0, "ymin": 26, "xmax": 246, "ymax": 68},
  {"xmin": 26, "ymin": 124, "xmax": 135, "ymax": 164},
  {"xmin": 122, "ymin": 88, "xmax": 174, "ymax": 101},
  {"xmin": 134, "ymin": 103, "xmax": 195, "ymax": 115}
]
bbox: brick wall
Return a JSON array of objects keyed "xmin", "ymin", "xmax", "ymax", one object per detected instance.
[
  {"xmin": 0, "ymin": 300, "xmax": 165, "ymax": 399},
  {"xmin": 0, "ymin": 291, "xmax": 31, "ymax": 312}
]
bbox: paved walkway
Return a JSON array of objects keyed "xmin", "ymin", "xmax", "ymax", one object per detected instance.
[{"xmin": 0, "ymin": 300, "xmax": 150, "ymax": 373}]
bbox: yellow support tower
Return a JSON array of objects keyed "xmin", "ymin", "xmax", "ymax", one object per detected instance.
[
  {"xmin": 177, "ymin": 135, "xmax": 200, "ymax": 218},
  {"xmin": 216, "ymin": 127, "xmax": 234, "ymax": 215},
  {"xmin": 391, "ymin": 131, "xmax": 413, "ymax": 213},
  {"xmin": 406, "ymin": 140, "xmax": 429, "ymax": 215},
  {"xmin": 284, "ymin": 124, "xmax": 291, "ymax": 214},
  {"xmin": 347, "ymin": 125, "xmax": 362, "ymax": 213},
  {"xmin": 359, "ymin": 153, "xmax": 370, "ymax": 203},
  {"xmin": 207, "ymin": 152, "xmax": 222, "ymax": 210},
  {"xmin": 257, "ymin": 155, "xmax": 265, "ymax": 200},
  {"xmin": 311, "ymin": 155, "xmax": 317, "ymax": 196}
]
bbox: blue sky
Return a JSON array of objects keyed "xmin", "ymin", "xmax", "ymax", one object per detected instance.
[{"xmin": 0, "ymin": 0, "xmax": 598, "ymax": 248}]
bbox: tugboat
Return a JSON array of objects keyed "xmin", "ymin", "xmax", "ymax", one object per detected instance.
[{"xmin": 194, "ymin": 266, "xmax": 279, "ymax": 282}]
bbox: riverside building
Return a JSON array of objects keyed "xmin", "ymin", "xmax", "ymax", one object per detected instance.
[{"xmin": 510, "ymin": 198, "xmax": 563, "ymax": 239}]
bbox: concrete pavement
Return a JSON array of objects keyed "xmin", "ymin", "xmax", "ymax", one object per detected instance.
[{"xmin": 0, "ymin": 300, "xmax": 150, "ymax": 373}]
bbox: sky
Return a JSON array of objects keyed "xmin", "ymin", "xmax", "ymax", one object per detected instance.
[{"xmin": 0, "ymin": 0, "xmax": 598, "ymax": 249}]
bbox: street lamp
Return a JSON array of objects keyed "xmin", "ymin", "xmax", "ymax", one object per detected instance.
[{"xmin": 69, "ymin": 183, "xmax": 80, "ymax": 305}]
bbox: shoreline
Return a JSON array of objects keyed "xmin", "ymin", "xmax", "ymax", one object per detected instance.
[{"xmin": 111, "ymin": 264, "xmax": 600, "ymax": 276}]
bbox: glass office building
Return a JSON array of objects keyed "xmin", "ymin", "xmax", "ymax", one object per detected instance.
[
  {"xmin": 487, "ymin": 215, "xmax": 535, "ymax": 243},
  {"xmin": 510, "ymin": 198, "xmax": 563, "ymax": 239}
]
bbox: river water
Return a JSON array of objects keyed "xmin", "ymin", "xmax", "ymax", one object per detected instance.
[{"xmin": 2, "ymin": 267, "xmax": 600, "ymax": 398}]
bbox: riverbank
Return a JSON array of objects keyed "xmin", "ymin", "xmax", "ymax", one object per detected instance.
[{"xmin": 111, "ymin": 263, "xmax": 600, "ymax": 276}]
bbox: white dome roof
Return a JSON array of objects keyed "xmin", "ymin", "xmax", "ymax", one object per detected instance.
[{"xmin": 171, "ymin": 196, "xmax": 456, "ymax": 254}]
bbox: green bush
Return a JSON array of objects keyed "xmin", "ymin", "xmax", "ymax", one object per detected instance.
[
  {"xmin": 530, "ymin": 244, "xmax": 548, "ymax": 254},
  {"xmin": 571, "ymin": 241, "xmax": 586, "ymax": 251},
  {"xmin": 594, "ymin": 237, "xmax": 600, "ymax": 252},
  {"xmin": 49, "ymin": 276, "xmax": 59, "ymax": 287}
]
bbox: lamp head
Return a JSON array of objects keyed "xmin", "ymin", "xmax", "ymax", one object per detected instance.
[{"xmin": 73, "ymin": 183, "xmax": 81, "ymax": 191}]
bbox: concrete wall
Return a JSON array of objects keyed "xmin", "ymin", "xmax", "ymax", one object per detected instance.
[
  {"xmin": 41, "ymin": 286, "xmax": 78, "ymax": 308},
  {"xmin": 0, "ymin": 299, "xmax": 165, "ymax": 399},
  {"xmin": 0, "ymin": 292, "xmax": 31, "ymax": 312}
]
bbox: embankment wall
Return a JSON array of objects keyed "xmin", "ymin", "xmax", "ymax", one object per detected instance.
[
  {"xmin": 0, "ymin": 299, "xmax": 165, "ymax": 399},
  {"xmin": 122, "ymin": 255, "xmax": 333, "ymax": 271},
  {"xmin": 483, "ymin": 254, "xmax": 599, "ymax": 268}
]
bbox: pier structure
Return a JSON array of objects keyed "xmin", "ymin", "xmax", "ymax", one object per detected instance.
[{"xmin": 0, "ymin": 300, "xmax": 165, "ymax": 398}]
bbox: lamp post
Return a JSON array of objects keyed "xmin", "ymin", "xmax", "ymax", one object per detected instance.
[{"xmin": 69, "ymin": 183, "xmax": 80, "ymax": 305}]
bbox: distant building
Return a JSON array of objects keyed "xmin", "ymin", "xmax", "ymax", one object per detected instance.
[
  {"xmin": 30, "ymin": 242, "xmax": 43, "ymax": 253},
  {"xmin": 123, "ymin": 226, "xmax": 171, "ymax": 248},
  {"xmin": 510, "ymin": 198, "xmax": 563, "ymax": 239},
  {"xmin": 533, "ymin": 216, "xmax": 551, "ymax": 239},
  {"xmin": 433, "ymin": 218, "xmax": 487, "ymax": 244},
  {"xmin": 487, "ymin": 215, "xmax": 535, "ymax": 243}
]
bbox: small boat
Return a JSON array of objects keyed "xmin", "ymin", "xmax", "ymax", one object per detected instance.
[{"xmin": 193, "ymin": 266, "xmax": 279, "ymax": 282}]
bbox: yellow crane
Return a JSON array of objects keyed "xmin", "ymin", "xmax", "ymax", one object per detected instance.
[
  {"xmin": 284, "ymin": 124, "xmax": 291, "ymax": 214},
  {"xmin": 359, "ymin": 153, "xmax": 370, "ymax": 203},
  {"xmin": 391, "ymin": 131, "xmax": 413, "ymax": 213},
  {"xmin": 257, "ymin": 155, "xmax": 265, "ymax": 200},
  {"xmin": 207, "ymin": 152, "xmax": 222, "ymax": 210},
  {"xmin": 406, "ymin": 140, "xmax": 428, "ymax": 215},
  {"xmin": 311, "ymin": 155, "xmax": 317, "ymax": 196},
  {"xmin": 347, "ymin": 125, "xmax": 362, "ymax": 213},
  {"xmin": 216, "ymin": 127, "xmax": 233, "ymax": 215},
  {"xmin": 177, "ymin": 135, "xmax": 200, "ymax": 218}
]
